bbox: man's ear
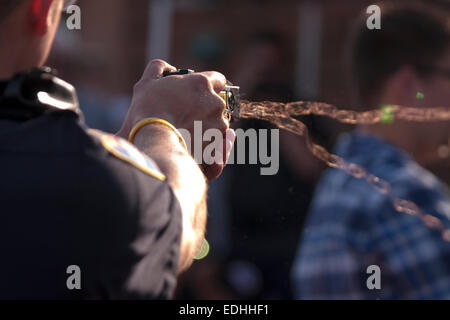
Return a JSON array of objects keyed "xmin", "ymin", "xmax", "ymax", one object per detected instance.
[
  {"xmin": 384, "ymin": 66, "xmax": 421, "ymax": 107},
  {"xmin": 29, "ymin": 0, "xmax": 55, "ymax": 36}
]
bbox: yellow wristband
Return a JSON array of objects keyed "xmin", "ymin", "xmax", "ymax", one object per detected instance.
[{"xmin": 128, "ymin": 117, "xmax": 188, "ymax": 150}]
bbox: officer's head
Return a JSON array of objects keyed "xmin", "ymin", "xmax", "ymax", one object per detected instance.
[{"xmin": 0, "ymin": 0, "xmax": 65, "ymax": 79}]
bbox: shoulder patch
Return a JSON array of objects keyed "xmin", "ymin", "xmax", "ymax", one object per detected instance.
[{"xmin": 89, "ymin": 129, "xmax": 166, "ymax": 181}]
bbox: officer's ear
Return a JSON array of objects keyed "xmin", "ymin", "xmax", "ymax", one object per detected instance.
[{"xmin": 28, "ymin": 0, "xmax": 56, "ymax": 36}]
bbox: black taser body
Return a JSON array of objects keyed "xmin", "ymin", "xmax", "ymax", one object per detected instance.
[{"xmin": 162, "ymin": 69, "xmax": 240, "ymax": 121}]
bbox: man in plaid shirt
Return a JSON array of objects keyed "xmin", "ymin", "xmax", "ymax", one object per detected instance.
[{"xmin": 292, "ymin": 3, "xmax": 450, "ymax": 299}]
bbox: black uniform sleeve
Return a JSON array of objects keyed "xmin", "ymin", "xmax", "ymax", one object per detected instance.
[
  {"xmin": 0, "ymin": 110, "xmax": 183, "ymax": 300},
  {"xmin": 74, "ymin": 130, "xmax": 183, "ymax": 300},
  {"xmin": 124, "ymin": 167, "xmax": 182, "ymax": 299}
]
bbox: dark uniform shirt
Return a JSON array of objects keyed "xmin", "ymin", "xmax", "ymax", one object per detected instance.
[{"xmin": 0, "ymin": 104, "xmax": 182, "ymax": 299}]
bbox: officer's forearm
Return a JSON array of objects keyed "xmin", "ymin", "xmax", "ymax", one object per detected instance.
[{"xmin": 131, "ymin": 124, "xmax": 207, "ymax": 273}]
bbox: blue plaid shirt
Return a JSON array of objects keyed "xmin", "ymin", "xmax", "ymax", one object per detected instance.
[{"xmin": 292, "ymin": 132, "xmax": 450, "ymax": 299}]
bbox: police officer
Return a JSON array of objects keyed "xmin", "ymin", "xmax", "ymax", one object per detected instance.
[{"xmin": 0, "ymin": 0, "xmax": 235, "ymax": 299}]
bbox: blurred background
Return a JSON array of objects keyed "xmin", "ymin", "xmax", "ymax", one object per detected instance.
[{"xmin": 49, "ymin": 0, "xmax": 450, "ymax": 299}]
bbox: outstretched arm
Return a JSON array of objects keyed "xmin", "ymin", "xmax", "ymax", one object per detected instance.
[{"xmin": 118, "ymin": 59, "xmax": 235, "ymax": 273}]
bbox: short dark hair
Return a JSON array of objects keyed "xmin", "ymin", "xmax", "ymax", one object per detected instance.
[{"xmin": 351, "ymin": 2, "xmax": 449, "ymax": 105}]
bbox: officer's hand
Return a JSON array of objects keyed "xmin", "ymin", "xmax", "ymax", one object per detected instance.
[{"xmin": 119, "ymin": 59, "xmax": 235, "ymax": 181}]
